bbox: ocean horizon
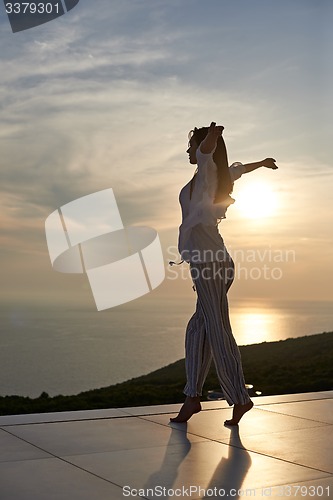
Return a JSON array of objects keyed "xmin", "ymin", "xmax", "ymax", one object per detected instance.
[{"xmin": 1, "ymin": 297, "xmax": 332, "ymax": 398}]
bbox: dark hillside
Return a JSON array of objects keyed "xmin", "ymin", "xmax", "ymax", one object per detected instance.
[{"xmin": 0, "ymin": 332, "xmax": 332, "ymax": 415}]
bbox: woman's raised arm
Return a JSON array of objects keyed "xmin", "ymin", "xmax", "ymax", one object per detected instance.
[{"xmin": 200, "ymin": 122, "xmax": 224, "ymax": 154}]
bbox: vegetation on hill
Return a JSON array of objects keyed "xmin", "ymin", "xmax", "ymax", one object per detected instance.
[{"xmin": 0, "ymin": 332, "xmax": 332, "ymax": 416}]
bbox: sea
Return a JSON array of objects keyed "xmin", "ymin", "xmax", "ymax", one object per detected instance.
[{"xmin": 0, "ymin": 297, "xmax": 332, "ymax": 398}]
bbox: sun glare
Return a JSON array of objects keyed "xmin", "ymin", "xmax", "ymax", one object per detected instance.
[
  {"xmin": 231, "ymin": 311, "xmax": 274, "ymax": 345},
  {"xmin": 234, "ymin": 181, "xmax": 278, "ymax": 219}
]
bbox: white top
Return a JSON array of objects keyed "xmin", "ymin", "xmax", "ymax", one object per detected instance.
[{"xmin": 178, "ymin": 147, "xmax": 246, "ymax": 263}]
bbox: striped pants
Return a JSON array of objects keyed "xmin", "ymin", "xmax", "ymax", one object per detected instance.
[{"xmin": 183, "ymin": 259, "xmax": 250, "ymax": 406}]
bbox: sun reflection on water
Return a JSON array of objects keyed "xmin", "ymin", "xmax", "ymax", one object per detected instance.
[{"xmin": 230, "ymin": 305, "xmax": 287, "ymax": 346}]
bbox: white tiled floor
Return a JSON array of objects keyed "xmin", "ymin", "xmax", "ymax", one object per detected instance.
[{"xmin": 0, "ymin": 391, "xmax": 332, "ymax": 499}]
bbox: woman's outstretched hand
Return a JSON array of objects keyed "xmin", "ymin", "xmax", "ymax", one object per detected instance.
[{"xmin": 262, "ymin": 157, "xmax": 278, "ymax": 169}]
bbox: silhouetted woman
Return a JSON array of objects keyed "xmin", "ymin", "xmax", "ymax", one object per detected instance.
[{"xmin": 171, "ymin": 122, "xmax": 277, "ymax": 425}]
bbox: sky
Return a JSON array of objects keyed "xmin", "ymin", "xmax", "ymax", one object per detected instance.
[{"xmin": 1, "ymin": 0, "xmax": 333, "ymax": 308}]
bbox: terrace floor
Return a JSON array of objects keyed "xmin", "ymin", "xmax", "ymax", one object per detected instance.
[{"xmin": 0, "ymin": 391, "xmax": 332, "ymax": 499}]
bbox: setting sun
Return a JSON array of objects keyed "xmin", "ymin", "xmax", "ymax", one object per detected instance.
[{"xmin": 234, "ymin": 181, "xmax": 278, "ymax": 219}]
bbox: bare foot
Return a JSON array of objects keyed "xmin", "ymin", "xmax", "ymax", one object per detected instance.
[
  {"xmin": 170, "ymin": 396, "xmax": 201, "ymax": 423},
  {"xmin": 224, "ymin": 400, "xmax": 254, "ymax": 426}
]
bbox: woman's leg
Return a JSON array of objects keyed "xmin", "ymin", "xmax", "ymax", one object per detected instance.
[
  {"xmin": 170, "ymin": 298, "xmax": 212, "ymax": 423},
  {"xmin": 192, "ymin": 261, "xmax": 251, "ymax": 407},
  {"xmin": 183, "ymin": 301, "xmax": 213, "ymax": 397},
  {"xmin": 170, "ymin": 259, "xmax": 252, "ymax": 423}
]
